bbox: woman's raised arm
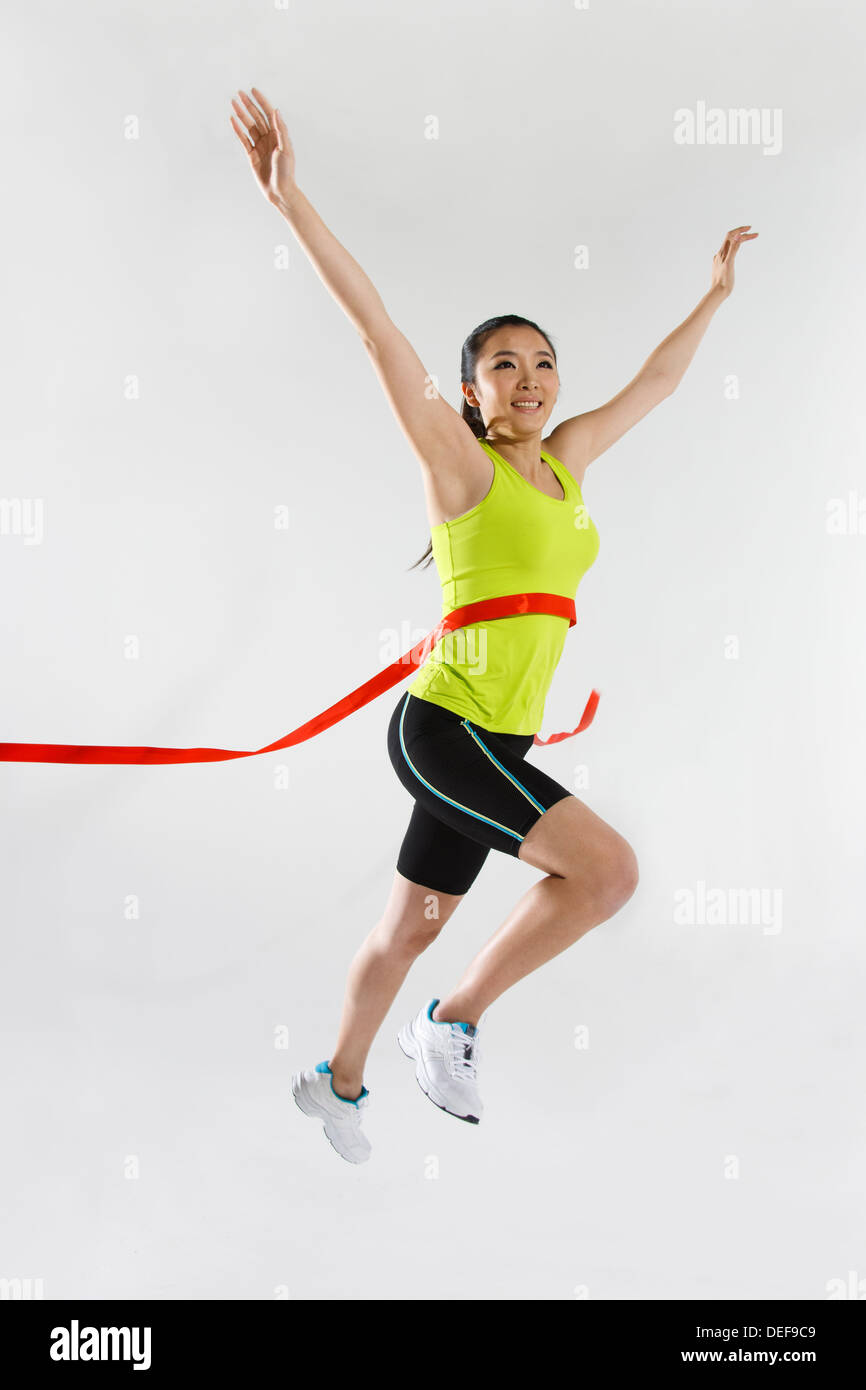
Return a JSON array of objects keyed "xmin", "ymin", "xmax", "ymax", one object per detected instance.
[
  {"xmin": 230, "ymin": 87, "xmax": 477, "ymax": 479},
  {"xmin": 231, "ymin": 87, "xmax": 390, "ymax": 340}
]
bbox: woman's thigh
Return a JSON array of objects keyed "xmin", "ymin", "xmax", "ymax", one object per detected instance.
[
  {"xmin": 387, "ymin": 690, "xmax": 574, "ymax": 894},
  {"xmin": 517, "ymin": 792, "xmax": 639, "ymax": 893},
  {"xmin": 394, "ymin": 800, "xmax": 493, "ymax": 897}
]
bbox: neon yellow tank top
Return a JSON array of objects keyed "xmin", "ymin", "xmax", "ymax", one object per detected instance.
[{"xmin": 405, "ymin": 437, "xmax": 600, "ymax": 734}]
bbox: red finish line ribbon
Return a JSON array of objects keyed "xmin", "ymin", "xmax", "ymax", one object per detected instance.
[{"xmin": 0, "ymin": 591, "xmax": 599, "ymax": 765}]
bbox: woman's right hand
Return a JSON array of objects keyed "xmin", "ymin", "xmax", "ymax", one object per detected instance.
[{"xmin": 230, "ymin": 87, "xmax": 297, "ymax": 208}]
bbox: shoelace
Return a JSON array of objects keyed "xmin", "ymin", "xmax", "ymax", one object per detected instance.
[{"xmin": 448, "ymin": 1024, "xmax": 481, "ymax": 1083}]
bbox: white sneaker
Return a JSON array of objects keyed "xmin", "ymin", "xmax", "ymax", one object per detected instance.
[
  {"xmin": 397, "ymin": 998, "xmax": 485, "ymax": 1123},
  {"xmin": 291, "ymin": 1061, "xmax": 372, "ymax": 1164}
]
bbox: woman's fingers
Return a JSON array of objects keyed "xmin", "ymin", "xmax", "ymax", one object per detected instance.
[
  {"xmin": 229, "ymin": 114, "xmax": 254, "ymax": 153},
  {"xmin": 272, "ymin": 106, "xmax": 289, "ymax": 152},
  {"xmin": 234, "ymin": 90, "xmax": 268, "ymax": 141},
  {"xmin": 250, "ymin": 86, "xmax": 275, "ymax": 119},
  {"xmin": 230, "ymin": 97, "xmax": 259, "ymax": 146},
  {"xmin": 727, "ymin": 226, "xmax": 759, "ymax": 258},
  {"xmin": 718, "ymin": 226, "xmax": 757, "ymax": 262},
  {"xmin": 251, "ymin": 88, "xmax": 290, "ymax": 151}
]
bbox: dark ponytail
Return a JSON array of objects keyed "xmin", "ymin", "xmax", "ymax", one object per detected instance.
[{"xmin": 407, "ymin": 314, "xmax": 557, "ymax": 571}]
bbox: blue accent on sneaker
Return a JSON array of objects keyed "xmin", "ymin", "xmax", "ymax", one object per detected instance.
[
  {"xmin": 427, "ymin": 999, "xmax": 476, "ymax": 1035},
  {"xmin": 314, "ymin": 1059, "xmax": 369, "ymax": 1105}
]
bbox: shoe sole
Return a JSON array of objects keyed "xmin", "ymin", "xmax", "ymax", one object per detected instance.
[
  {"xmin": 397, "ymin": 1022, "xmax": 480, "ymax": 1124},
  {"xmin": 291, "ymin": 1074, "xmax": 371, "ymax": 1164}
]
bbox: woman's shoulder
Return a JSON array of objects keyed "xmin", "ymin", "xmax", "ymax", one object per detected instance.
[{"xmin": 542, "ymin": 437, "xmax": 587, "ymax": 491}]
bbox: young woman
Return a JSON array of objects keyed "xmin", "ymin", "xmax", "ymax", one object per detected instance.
[{"xmin": 230, "ymin": 86, "xmax": 757, "ymax": 1164}]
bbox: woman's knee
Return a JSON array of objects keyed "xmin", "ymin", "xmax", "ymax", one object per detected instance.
[
  {"xmin": 519, "ymin": 796, "xmax": 639, "ymax": 908},
  {"xmin": 594, "ymin": 837, "xmax": 639, "ymax": 913},
  {"xmin": 567, "ymin": 826, "xmax": 639, "ymax": 915}
]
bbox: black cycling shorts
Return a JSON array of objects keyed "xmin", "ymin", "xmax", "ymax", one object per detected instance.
[{"xmin": 387, "ymin": 690, "xmax": 574, "ymax": 896}]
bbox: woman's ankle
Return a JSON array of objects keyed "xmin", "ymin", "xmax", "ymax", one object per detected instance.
[
  {"xmin": 432, "ymin": 997, "xmax": 481, "ymax": 1027},
  {"xmin": 327, "ymin": 1058, "xmax": 365, "ymax": 1100}
]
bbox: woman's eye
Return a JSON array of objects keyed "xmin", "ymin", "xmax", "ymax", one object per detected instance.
[{"xmin": 494, "ymin": 360, "xmax": 553, "ymax": 369}]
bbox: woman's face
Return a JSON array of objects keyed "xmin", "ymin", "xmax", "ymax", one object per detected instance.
[{"xmin": 463, "ymin": 325, "xmax": 559, "ymax": 437}]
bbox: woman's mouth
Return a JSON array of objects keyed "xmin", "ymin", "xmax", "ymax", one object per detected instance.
[{"xmin": 511, "ymin": 400, "xmax": 542, "ymax": 412}]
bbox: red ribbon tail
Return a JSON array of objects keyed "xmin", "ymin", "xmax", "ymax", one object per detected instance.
[{"xmin": 533, "ymin": 689, "xmax": 600, "ymax": 746}]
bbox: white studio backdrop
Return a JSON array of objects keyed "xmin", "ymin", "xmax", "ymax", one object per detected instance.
[{"xmin": 1, "ymin": 0, "xmax": 864, "ymax": 1300}]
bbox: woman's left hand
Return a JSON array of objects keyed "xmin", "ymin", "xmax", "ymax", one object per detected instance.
[{"xmin": 711, "ymin": 225, "xmax": 759, "ymax": 296}]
